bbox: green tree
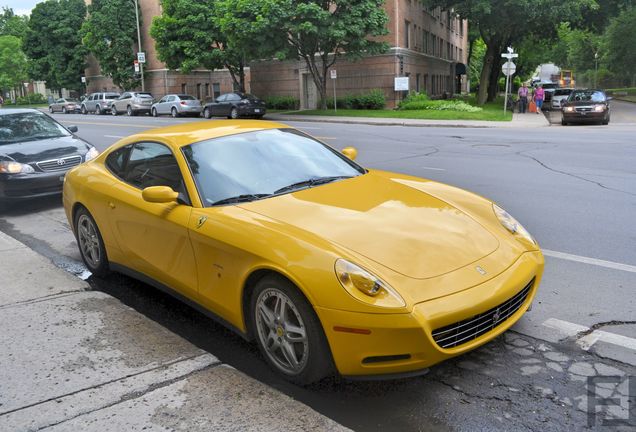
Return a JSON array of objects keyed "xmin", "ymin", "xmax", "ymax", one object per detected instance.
[
  {"xmin": 150, "ymin": 0, "xmax": 249, "ymax": 91},
  {"xmin": 605, "ymin": 5, "xmax": 636, "ymax": 86},
  {"xmin": 23, "ymin": 0, "xmax": 87, "ymax": 95},
  {"xmin": 0, "ymin": 35, "xmax": 28, "ymax": 95},
  {"xmin": 424, "ymin": 0, "xmax": 595, "ymax": 104},
  {"xmin": 0, "ymin": 7, "xmax": 29, "ymax": 39},
  {"xmin": 228, "ymin": 0, "xmax": 389, "ymax": 109},
  {"xmin": 81, "ymin": 0, "xmax": 140, "ymax": 90}
]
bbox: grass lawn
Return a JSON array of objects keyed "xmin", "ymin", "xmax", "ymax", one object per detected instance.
[
  {"xmin": 606, "ymin": 87, "xmax": 636, "ymax": 103},
  {"xmin": 286, "ymin": 99, "xmax": 512, "ymax": 121},
  {"xmin": 1, "ymin": 104, "xmax": 48, "ymax": 109}
]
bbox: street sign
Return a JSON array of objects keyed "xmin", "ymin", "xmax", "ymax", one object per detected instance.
[
  {"xmin": 502, "ymin": 61, "xmax": 516, "ymax": 77},
  {"xmin": 134, "ymin": 60, "xmax": 140, "ymax": 73},
  {"xmin": 81, "ymin": 76, "xmax": 86, "ymax": 83},
  {"xmin": 137, "ymin": 52, "xmax": 146, "ymax": 63},
  {"xmin": 394, "ymin": 76, "xmax": 409, "ymax": 91},
  {"xmin": 330, "ymin": 70, "xmax": 337, "ymax": 79}
]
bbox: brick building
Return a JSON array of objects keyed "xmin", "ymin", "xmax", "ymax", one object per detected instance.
[{"xmin": 85, "ymin": 1, "xmax": 467, "ymax": 109}]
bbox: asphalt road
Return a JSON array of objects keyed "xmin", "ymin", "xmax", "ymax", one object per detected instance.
[{"xmin": 1, "ymin": 108, "xmax": 635, "ymax": 431}]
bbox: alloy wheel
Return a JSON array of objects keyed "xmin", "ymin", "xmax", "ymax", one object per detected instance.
[
  {"xmin": 127, "ymin": 106, "xmax": 133, "ymax": 116},
  {"xmin": 77, "ymin": 214, "xmax": 101, "ymax": 270},
  {"xmin": 254, "ymin": 288, "xmax": 309, "ymax": 375},
  {"xmin": 230, "ymin": 107, "xmax": 238, "ymax": 119}
]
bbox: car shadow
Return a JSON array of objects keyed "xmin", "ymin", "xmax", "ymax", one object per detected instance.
[{"xmin": 0, "ymin": 194, "xmax": 63, "ymax": 215}]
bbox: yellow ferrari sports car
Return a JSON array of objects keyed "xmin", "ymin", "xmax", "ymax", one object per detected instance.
[{"xmin": 63, "ymin": 120, "xmax": 543, "ymax": 384}]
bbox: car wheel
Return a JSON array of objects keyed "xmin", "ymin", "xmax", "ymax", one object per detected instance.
[
  {"xmin": 561, "ymin": 119, "xmax": 568, "ymax": 126},
  {"xmin": 171, "ymin": 107, "xmax": 178, "ymax": 118},
  {"xmin": 250, "ymin": 274, "xmax": 333, "ymax": 385},
  {"xmin": 95, "ymin": 105, "xmax": 102, "ymax": 115},
  {"xmin": 62, "ymin": 107, "xmax": 67, "ymax": 114},
  {"xmin": 203, "ymin": 108, "xmax": 211, "ymax": 119},
  {"xmin": 49, "ymin": 106, "xmax": 53, "ymax": 113},
  {"xmin": 81, "ymin": 105, "xmax": 87, "ymax": 115},
  {"xmin": 74, "ymin": 207, "xmax": 109, "ymax": 278},
  {"xmin": 111, "ymin": 106, "xmax": 118, "ymax": 116},
  {"xmin": 602, "ymin": 116, "xmax": 609, "ymax": 125},
  {"xmin": 127, "ymin": 105, "xmax": 134, "ymax": 116},
  {"xmin": 230, "ymin": 107, "xmax": 239, "ymax": 119},
  {"xmin": 152, "ymin": 107, "xmax": 158, "ymax": 117}
]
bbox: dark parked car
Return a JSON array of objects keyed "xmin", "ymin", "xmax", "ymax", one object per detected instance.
[
  {"xmin": 0, "ymin": 109, "xmax": 98, "ymax": 202},
  {"xmin": 81, "ymin": 92, "xmax": 120, "ymax": 115},
  {"xmin": 49, "ymin": 98, "xmax": 81, "ymax": 114},
  {"xmin": 202, "ymin": 92, "xmax": 266, "ymax": 119},
  {"xmin": 561, "ymin": 89, "xmax": 611, "ymax": 125}
]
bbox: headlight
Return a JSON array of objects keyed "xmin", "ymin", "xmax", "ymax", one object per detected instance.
[
  {"xmin": 564, "ymin": 106, "xmax": 575, "ymax": 112},
  {"xmin": 0, "ymin": 161, "xmax": 35, "ymax": 174},
  {"xmin": 594, "ymin": 104, "xmax": 605, "ymax": 112},
  {"xmin": 493, "ymin": 204, "xmax": 536, "ymax": 245},
  {"xmin": 335, "ymin": 259, "xmax": 405, "ymax": 308},
  {"xmin": 84, "ymin": 147, "xmax": 99, "ymax": 162}
]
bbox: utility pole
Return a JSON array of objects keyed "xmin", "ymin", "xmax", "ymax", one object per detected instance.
[{"xmin": 134, "ymin": 0, "xmax": 145, "ymax": 91}]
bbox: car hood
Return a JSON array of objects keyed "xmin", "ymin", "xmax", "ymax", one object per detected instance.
[
  {"xmin": 241, "ymin": 171, "xmax": 500, "ymax": 279},
  {"xmin": 0, "ymin": 135, "xmax": 91, "ymax": 164}
]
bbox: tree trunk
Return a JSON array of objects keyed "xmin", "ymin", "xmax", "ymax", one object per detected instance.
[
  {"xmin": 488, "ymin": 55, "xmax": 501, "ymax": 102},
  {"xmin": 477, "ymin": 41, "xmax": 498, "ymax": 105}
]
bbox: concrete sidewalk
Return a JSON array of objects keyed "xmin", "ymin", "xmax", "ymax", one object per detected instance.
[
  {"xmin": 267, "ymin": 110, "xmax": 550, "ymax": 128},
  {"xmin": 0, "ymin": 230, "xmax": 349, "ymax": 432}
]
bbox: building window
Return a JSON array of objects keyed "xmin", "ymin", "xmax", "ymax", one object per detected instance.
[
  {"xmin": 416, "ymin": 73, "xmax": 421, "ymax": 92},
  {"xmin": 423, "ymin": 31, "xmax": 428, "ymax": 54},
  {"xmin": 404, "ymin": 20, "xmax": 410, "ymax": 48},
  {"xmin": 213, "ymin": 83, "xmax": 220, "ymax": 99},
  {"xmin": 181, "ymin": 83, "xmax": 187, "ymax": 94},
  {"xmin": 196, "ymin": 83, "xmax": 202, "ymax": 99},
  {"xmin": 459, "ymin": 48, "xmax": 463, "ymax": 62},
  {"xmin": 205, "ymin": 83, "xmax": 210, "ymax": 97},
  {"xmin": 460, "ymin": 19, "xmax": 464, "ymax": 37}
]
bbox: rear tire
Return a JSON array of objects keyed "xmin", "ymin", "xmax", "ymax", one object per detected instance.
[
  {"xmin": 249, "ymin": 274, "xmax": 333, "ymax": 385},
  {"xmin": 95, "ymin": 105, "xmax": 102, "ymax": 115},
  {"xmin": 229, "ymin": 107, "xmax": 239, "ymax": 119},
  {"xmin": 561, "ymin": 119, "xmax": 568, "ymax": 126},
  {"xmin": 49, "ymin": 106, "xmax": 54, "ymax": 113},
  {"xmin": 62, "ymin": 107, "xmax": 67, "ymax": 114},
  {"xmin": 74, "ymin": 207, "xmax": 110, "ymax": 278},
  {"xmin": 152, "ymin": 107, "xmax": 158, "ymax": 117},
  {"xmin": 203, "ymin": 108, "xmax": 211, "ymax": 119},
  {"xmin": 111, "ymin": 106, "xmax": 118, "ymax": 116},
  {"xmin": 127, "ymin": 105, "xmax": 134, "ymax": 116},
  {"xmin": 171, "ymin": 107, "xmax": 178, "ymax": 118}
]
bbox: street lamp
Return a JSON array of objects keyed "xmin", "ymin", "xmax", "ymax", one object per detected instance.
[
  {"xmin": 133, "ymin": 0, "xmax": 145, "ymax": 91},
  {"xmin": 594, "ymin": 52, "xmax": 598, "ymax": 88}
]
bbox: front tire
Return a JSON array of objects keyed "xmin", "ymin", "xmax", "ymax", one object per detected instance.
[
  {"xmin": 152, "ymin": 107, "xmax": 158, "ymax": 117},
  {"xmin": 95, "ymin": 105, "xmax": 102, "ymax": 115},
  {"xmin": 203, "ymin": 108, "xmax": 211, "ymax": 119},
  {"xmin": 561, "ymin": 118, "xmax": 568, "ymax": 126},
  {"xmin": 230, "ymin": 107, "xmax": 238, "ymax": 119},
  {"xmin": 74, "ymin": 207, "xmax": 109, "ymax": 278},
  {"xmin": 111, "ymin": 106, "xmax": 118, "ymax": 116},
  {"xmin": 250, "ymin": 274, "xmax": 333, "ymax": 385},
  {"xmin": 49, "ymin": 106, "xmax": 53, "ymax": 113},
  {"xmin": 127, "ymin": 105, "xmax": 134, "ymax": 116},
  {"xmin": 62, "ymin": 107, "xmax": 67, "ymax": 114},
  {"xmin": 171, "ymin": 107, "xmax": 178, "ymax": 118}
]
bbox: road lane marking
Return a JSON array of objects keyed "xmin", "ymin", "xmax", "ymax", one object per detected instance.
[
  {"xmin": 314, "ymin": 136, "xmax": 336, "ymax": 140},
  {"xmin": 542, "ymin": 249, "xmax": 636, "ymax": 274},
  {"xmin": 104, "ymin": 135, "xmax": 126, "ymax": 139},
  {"xmin": 543, "ymin": 318, "xmax": 636, "ymax": 351},
  {"xmin": 420, "ymin": 166, "xmax": 446, "ymax": 171}
]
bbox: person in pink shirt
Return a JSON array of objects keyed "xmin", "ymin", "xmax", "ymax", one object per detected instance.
[
  {"xmin": 517, "ymin": 83, "xmax": 529, "ymax": 113},
  {"xmin": 533, "ymin": 84, "xmax": 545, "ymax": 114}
]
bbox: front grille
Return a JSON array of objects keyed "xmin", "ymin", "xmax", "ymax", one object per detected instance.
[
  {"xmin": 432, "ymin": 278, "xmax": 535, "ymax": 349},
  {"xmin": 36, "ymin": 155, "xmax": 82, "ymax": 172}
]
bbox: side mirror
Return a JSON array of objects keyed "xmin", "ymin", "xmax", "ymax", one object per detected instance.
[
  {"xmin": 142, "ymin": 186, "xmax": 179, "ymax": 203},
  {"xmin": 67, "ymin": 125, "xmax": 78, "ymax": 133},
  {"xmin": 341, "ymin": 146, "xmax": 358, "ymax": 161}
]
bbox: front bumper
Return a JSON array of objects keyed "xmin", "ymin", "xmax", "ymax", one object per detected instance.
[
  {"xmin": 317, "ymin": 250, "xmax": 543, "ymax": 378},
  {"xmin": 562, "ymin": 110, "xmax": 607, "ymax": 123},
  {"xmin": 0, "ymin": 171, "xmax": 68, "ymax": 200}
]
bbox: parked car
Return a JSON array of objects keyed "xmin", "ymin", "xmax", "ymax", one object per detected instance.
[
  {"xmin": 0, "ymin": 109, "xmax": 98, "ymax": 202},
  {"xmin": 111, "ymin": 92, "xmax": 154, "ymax": 116},
  {"xmin": 63, "ymin": 120, "xmax": 543, "ymax": 384},
  {"xmin": 49, "ymin": 98, "xmax": 81, "ymax": 114},
  {"xmin": 202, "ymin": 92, "xmax": 266, "ymax": 119},
  {"xmin": 151, "ymin": 94, "xmax": 202, "ymax": 117},
  {"xmin": 551, "ymin": 88, "xmax": 573, "ymax": 110},
  {"xmin": 81, "ymin": 92, "xmax": 120, "ymax": 115},
  {"xmin": 561, "ymin": 89, "xmax": 611, "ymax": 125}
]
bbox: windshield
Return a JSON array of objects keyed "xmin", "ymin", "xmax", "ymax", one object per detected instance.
[
  {"xmin": 136, "ymin": 93, "xmax": 153, "ymax": 98},
  {"xmin": 178, "ymin": 95, "xmax": 196, "ymax": 100},
  {"xmin": 183, "ymin": 128, "xmax": 364, "ymax": 206},
  {"xmin": 554, "ymin": 89, "xmax": 572, "ymax": 96},
  {"xmin": 66, "ymin": 99, "xmax": 80, "ymax": 103},
  {"xmin": 569, "ymin": 90, "xmax": 606, "ymax": 102},
  {"xmin": 105, "ymin": 94, "xmax": 119, "ymax": 99},
  {"xmin": 0, "ymin": 112, "xmax": 71, "ymax": 144}
]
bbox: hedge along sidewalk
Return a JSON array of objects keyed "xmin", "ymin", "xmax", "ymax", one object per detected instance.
[
  {"xmin": 284, "ymin": 106, "xmax": 512, "ymax": 122},
  {"xmin": 606, "ymin": 87, "xmax": 636, "ymax": 103}
]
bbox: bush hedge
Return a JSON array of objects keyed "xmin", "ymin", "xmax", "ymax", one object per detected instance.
[
  {"xmin": 398, "ymin": 92, "xmax": 482, "ymax": 112},
  {"xmin": 264, "ymin": 95, "xmax": 299, "ymax": 110},
  {"xmin": 326, "ymin": 89, "xmax": 385, "ymax": 110},
  {"xmin": 6, "ymin": 93, "xmax": 48, "ymax": 105}
]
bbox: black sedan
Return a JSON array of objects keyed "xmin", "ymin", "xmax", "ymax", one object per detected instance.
[
  {"xmin": 561, "ymin": 89, "xmax": 611, "ymax": 125},
  {"xmin": 0, "ymin": 109, "xmax": 98, "ymax": 202},
  {"xmin": 202, "ymin": 92, "xmax": 266, "ymax": 119}
]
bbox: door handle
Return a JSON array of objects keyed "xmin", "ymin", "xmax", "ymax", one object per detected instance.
[{"xmin": 109, "ymin": 202, "xmax": 116, "ymax": 209}]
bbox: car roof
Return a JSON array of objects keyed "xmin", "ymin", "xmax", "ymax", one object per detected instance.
[{"xmin": 112, "ymin": 120, "xmax": 290, "ymax": 150}]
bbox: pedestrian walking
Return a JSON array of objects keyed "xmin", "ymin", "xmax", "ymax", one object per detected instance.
[
  {"xmin": 533, "ymin": 84, "xmax": 545, "ymax": 115},
  {"xmin": 517, "ymin": 83, "xmax": 529, "ymax": 113}
]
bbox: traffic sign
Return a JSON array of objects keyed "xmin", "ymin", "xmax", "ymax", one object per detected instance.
[
  {"xmin": 394, "ymin": 77, "xmax": 409, "ymax": 91},
  {"xmin": 137, "ymin": 52, "xmax": 146, "ymax": 63},
  {"xmin": 134, "ymin": 60, "xmax": 140, "ymax": 73},
  {"xmin": 502, "ymin": 61, "xmax": 516, "ymax": 76},
  {"xmin": 330, "ymin": 70, "xmax": 337, "ymax": 79}
]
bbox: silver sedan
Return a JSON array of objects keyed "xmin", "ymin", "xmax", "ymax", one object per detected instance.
[{"xmin": 151, "ymin": 94, "xmax": 202, "ymax": 117}]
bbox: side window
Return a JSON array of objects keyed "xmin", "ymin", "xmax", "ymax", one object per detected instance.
[
  {"xmin": 56, "ymin": 99, "xmax": 64, "ymax": 103},
  {"xmin": 158, "ymin": 97, "xmax": 167, "ymax": 103},
  {"xmin": 230, "ymin": 94, "xmax": 241, "ymax": 101},
  {"xmin": 167, "ymin": 96, "xmax": 175, "ymax": 102},
  {"xmin": 105, "ymin": 145, "xmax": 132, "ymax": 179},
  {"xmin": 216, "ymin": 94, "xmax": 227, "ymax": 102},
  {"xmin": 124, "ymin": 142, "xmax": 186, "ymax": 195}
]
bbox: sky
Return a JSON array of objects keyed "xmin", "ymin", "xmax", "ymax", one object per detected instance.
[{"xmin": 1, "ymin": 0, "xmax": 45, "ymax": 16}]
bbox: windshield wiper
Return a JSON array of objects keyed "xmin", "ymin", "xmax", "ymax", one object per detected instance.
[
  {"xmin": 211, "ymin": 193, "xmax": 271, "ymax": 206},
  {"xmin": 274, "ymin": 175, "xmax": 353, "ymax": 194}
]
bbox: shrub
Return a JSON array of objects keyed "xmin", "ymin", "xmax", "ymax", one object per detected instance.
[
  {"xmin": 325, "ymin": 88, "xmax": 385, "ymax": 110},
  {"xmin": 264, "ymin": 95, "xmax": 299, "ymax": 110},
  {"xmin": 398, "ymin": 92, "xmax": 482, "ymax": 112},
  {"xmin": 11, "ymin": 93, "xmax": 48, "ymax": 105}
]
